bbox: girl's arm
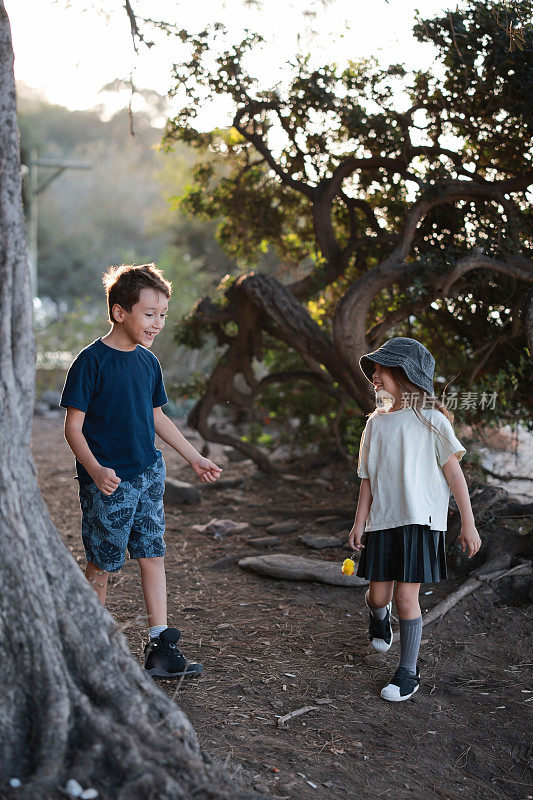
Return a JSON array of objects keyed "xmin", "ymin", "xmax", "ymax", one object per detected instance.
[
  {"xmin": 153, "ymin": 407, "xmax": 221, "ymax": 483},
  {"xmin": 443, "ymin": 454, "xmax": 482, "ymax": 557},
  {"xmin": 348, "ymin": 478, "xmax": 372, "ymax": 550}
]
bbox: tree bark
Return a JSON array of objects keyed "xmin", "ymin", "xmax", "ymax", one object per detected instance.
[{"xmin": 0, "ymin": 6, "xmax": 252, "ymax": 798}]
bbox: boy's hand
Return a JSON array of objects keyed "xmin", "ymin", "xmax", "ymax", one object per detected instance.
[
  {"xmin": 92, "ymin": 466, "xmax": 121, "ymax": 495},
  {"xmin": 348, "ymin": 525, "xmax": 365, "ymax": 551},
  {"xmin": 458, "ymin": 524, "xmax": 482, "ymax": 558},
  {"xmin": 190, "ymin": 456, "xmax": 222, "ymax": 483}
]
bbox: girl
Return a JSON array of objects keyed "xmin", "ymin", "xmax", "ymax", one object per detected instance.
[{"xmin": 349, "ymin": 337, "xmax": 481, "ymax": 702}]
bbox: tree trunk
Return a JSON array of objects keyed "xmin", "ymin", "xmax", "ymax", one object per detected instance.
[{"xmin": 0, "ymin": 6, "xmax": 251, "ymax": 799}]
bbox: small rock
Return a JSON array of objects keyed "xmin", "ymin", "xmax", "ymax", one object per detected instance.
[
  {"xmin": 164, "ymin": 478, "xmax": 201, "ymax": 505},
  {"xmin": 323, "ymin": 780, "xmax": 333, "ymax": 788},
  {"xmin": 299, "ymin": 533, "xmax": 343, "ymax": 549},
  {"xmin": 40, "ymin": 390, "xmax": 62, "ymax": 407},
  {"xmin": 332, "ymin": 520, "xmax": 351, "ymax": 533},
  {"xmin": 202, "ymin": 476, "xmax": 244, "ymax": 490},
  {"xmin": 281, "ymin": 473, "xmax": 300, "ymax": 482},
  {"xmin": 315, "ymin": 516, "xmax": 343, "ymax": 524},
  {"xmin": 225, "ymin": 493, "xmax": 247, "ymax": 503},
  {"xmin": 270, "ymin": 444, "xmax": 292, "ymax": 461},
  {"xmin": 9, "ymin": 778, "xmax": 21, "ymax": 788},
  {"xmin": 246, "ymin": 536, "xmax": 280, "ymax": 548},
  {"xmin": 225, "ymin": 448, "xmax": 250, "ymax": 463},
  {"xmin": 65, "ymin": 779, "xmax": 83, "ymax": 798},
  {"xmin": 362, "ymin": 653, "xmax": 388, "ymax": 667},
  {"xmin": 253, "ymin": 517, "xmax": 274, "ymax": 527},
  {"xmin": 80, "ymin": 791, "xmax": 99, "ymax": 800},
  {"xmin": 33, "ymin": 401, "xmax": 49, "ymax": 416},
  {"xmin": 266, "ymin": 520, "xmax": 299, "ymax": 535},
  {"xmin": 193, "ymin": 518, "xmax": 249, "ymax": 537},
  {"xmin": 253, "ymin": 783, "xmax": 270, "ymax": 793},
  {"xmin": 250, "ymin": 469, "xmax": 269, "ymax": 480},
  {"xmin": 278, "ymin": 782, "xmax": 297, "ymax": 794}
]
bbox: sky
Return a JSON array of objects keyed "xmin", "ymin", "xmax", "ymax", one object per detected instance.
[{"xmin": 7, "ymin": 0, "xmax": 451, "ymax": 124}]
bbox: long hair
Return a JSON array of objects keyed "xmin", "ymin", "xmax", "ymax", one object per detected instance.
[{"xmin": 380, "ymin": 365, "xmax": 456, "ymax": 452}]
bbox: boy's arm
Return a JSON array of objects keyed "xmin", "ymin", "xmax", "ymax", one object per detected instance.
[
  {"xmin": 153, "ymin": 407, "xmax": 221, "ymax": 482},
  {"xmin": 443, "ymin": 454, "xmax": 481, "ymax": 558},
  {"xmin": 348, "ymin": 478, "xmax": 372, "ymax": 550},
  {"xmin": 64, "ymin": 408, "xmax": 121, "ymax": 495}
]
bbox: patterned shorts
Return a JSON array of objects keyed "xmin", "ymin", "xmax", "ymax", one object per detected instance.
[{"xmin": 78, "ymin": 456, "xmax": 166, "ymax": 572}]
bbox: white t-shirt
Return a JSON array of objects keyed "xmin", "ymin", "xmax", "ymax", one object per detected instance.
[{"xmin": 357, "ymin": 407, "xmax": 466, "ymax": 532}]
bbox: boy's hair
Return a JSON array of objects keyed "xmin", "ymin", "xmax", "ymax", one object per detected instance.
[{"xmin": 102, "ymin": 264, "xmax": 172, "ymax": 324}]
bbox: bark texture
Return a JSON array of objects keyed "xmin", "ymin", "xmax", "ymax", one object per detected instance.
[{"xmin": 0, "ymin": 6, "xmax": 253, "ymax": 799}]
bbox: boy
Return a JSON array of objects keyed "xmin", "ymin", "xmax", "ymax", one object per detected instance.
[{"xmin": 60, "ymin": 263, "xmax": 221, "ymax": 679}]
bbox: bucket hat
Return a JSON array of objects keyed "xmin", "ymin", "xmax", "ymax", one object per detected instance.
[{"xmin": 359, "ymin": 337, "xmax": 435, "ymax": 396}]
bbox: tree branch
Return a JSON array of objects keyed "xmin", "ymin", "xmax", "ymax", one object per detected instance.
[
  {"xmin": 333, "ymin": 176, "xmax": 533, "ymax": 383},
  {"xmin": 123, "ymin": 0, "xmax": 154, "ymax": 52},
  {"xmin": 194, "ymin": 296, "xmax": 235, "ymax": 325},
  {"xmin": 325, "ymin": 155, "xmax": 405, "ymax": 202},
  {"xmin": 366, "ymin": 296, "xmax": 435, "ymax": 348},
  {"xmin": 436, "ymin": 252, "xmax": 533, "ymax": 296},
  {"xmin": 339, "ymin": 191, "xmax": 382, "ymax": 234},
  {"xmin": 468, "ymin": 335, "xmax": 508, "ymax": 386},
  {"xmin": 233, "ymin": 102, "xmax": 314, "ymax": 198},
  {"xmin": 253, "ymin": 369, "xmax": 343, "ymax": 400},
  {"xmin": 524, "ymin": 289, "xmax": 533, "ymax": 353}
]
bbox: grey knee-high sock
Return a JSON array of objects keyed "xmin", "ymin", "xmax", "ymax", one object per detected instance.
[{"xmin": 398, "ymin": 616, "xmax": 422, "ymax": 673}]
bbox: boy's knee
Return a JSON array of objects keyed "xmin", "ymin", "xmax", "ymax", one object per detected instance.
[{"xmin": 137, "ymin": 555, "xmax": 165, "ymax": 571}]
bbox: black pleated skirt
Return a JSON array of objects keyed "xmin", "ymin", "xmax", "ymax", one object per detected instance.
[{"xmin": 356, "ymin": 523, "xmax": 447, "ymax": 583}]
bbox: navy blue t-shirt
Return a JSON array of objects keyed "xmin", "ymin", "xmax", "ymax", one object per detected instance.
[{"xmin": 60, "ymin": 338, "xmax": 168, "ymax": 484}]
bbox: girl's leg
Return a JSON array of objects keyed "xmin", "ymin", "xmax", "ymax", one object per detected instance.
[
  {"xmin": 394, "ymin": 582, "xmax": 422, "ymax": 673},
  {"xmin": 366, "ymin": 581, "xmax": 394, "ymax": 651},
  {"xmin": 394, "ymin": 581, "xmax": 421, "ymax": 619},
  {"xmin": 85, "ymin": 562, "xmax": 109, "ymax": 605},
  {"xmin": 138, "ymin": 556, "xmax": 167, "ymax": 630},
  {"xmin": 367, "ymin": 580, "xmax": 394, "ymax": 611}
]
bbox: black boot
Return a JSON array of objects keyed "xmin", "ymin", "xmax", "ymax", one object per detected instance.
[{"xmin": 144, "ymin": 627, "xmax": 204, "ymax": 678}]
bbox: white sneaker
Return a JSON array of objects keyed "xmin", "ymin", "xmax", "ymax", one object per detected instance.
[{"xmin": 380, "ymin": 667, "xmax": 420, "ymax": 702}]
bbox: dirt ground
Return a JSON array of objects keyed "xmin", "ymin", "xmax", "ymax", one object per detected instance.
[{"xmin": 32, "ymin": 416, "xmax": 532, "ymax": 800}]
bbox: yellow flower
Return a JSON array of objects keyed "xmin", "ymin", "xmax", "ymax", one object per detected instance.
[{"xmin": 341, "ymin": 558, "xmax": 355, "ymax": 575}]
